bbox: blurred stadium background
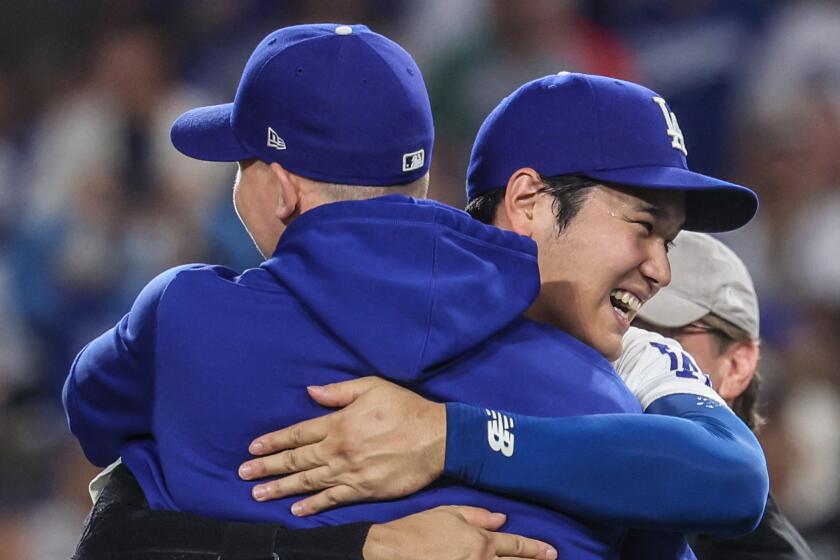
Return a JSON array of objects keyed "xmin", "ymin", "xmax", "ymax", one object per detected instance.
[{"xmin": 1, "ymin": 1, "xmax": 839, "ymax": 558}]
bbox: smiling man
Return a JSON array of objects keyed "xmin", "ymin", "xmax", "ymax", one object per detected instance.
[
  {"xmin": 237, "ymin": 74, "xmax": 767, "ymax": 557},
  {"xmin": 488, "ymin": 179, "xmax": 684, "ymax": 361}
]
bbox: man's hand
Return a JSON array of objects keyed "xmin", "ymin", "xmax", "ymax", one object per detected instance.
[
  {"xmin": 239, "ymin": 376, "xmax": 446, "ymax": 515},
  {"xmin": 363, "ymin": 506, "xmax": 558, "ymax": 560}
]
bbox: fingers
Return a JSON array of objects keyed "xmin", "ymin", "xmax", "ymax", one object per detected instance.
[
  {"xmin": 441, "ymin": 505, "xmax": 506, "ymax": 531},
  {"xmin": 240, "ymin": 444, "xmax": 323, "ymax": 480},
  {"xmin": 249, "ymin": 416, "xmax": 329, "ymax": 456},
  {"xmin": 250, "ymin": 465, "xmax": 333, "ymax": 502},
  {"xmin": 489, "ymin": 531, "xmax": 557, "ymax": 560},
  {"xmin": 289, "ymin": 484, "xmax": 362, "ymax": 516},
  {"xmin": 306, "ymin": 376, "xmax": 389, "ymax": 408}
]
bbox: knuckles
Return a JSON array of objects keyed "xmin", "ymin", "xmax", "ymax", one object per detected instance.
[
  {"xmin": 299, "ymin": 470, "xmax": 315, "ymax": 491},
  {"xmin": 285, "ymin": 450, "xmax": 300, "ymax": 472},
  {"xmin": 289, "ymin": 426, "xmax": 305, "ymax": 446}
]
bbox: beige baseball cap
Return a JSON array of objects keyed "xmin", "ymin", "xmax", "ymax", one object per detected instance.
[{"xmin": 637, "ymin": 231, "xmax": 760, "ymax": 339}]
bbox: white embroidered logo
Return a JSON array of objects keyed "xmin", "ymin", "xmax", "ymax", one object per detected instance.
[
  {"xmin": 486, "ymin": 409, "xmax": 515, "ymax": 457},
  {"xmin": 652, "ymin": 97, "xmax": 687, "ymax": 156},
  {"xmin": 402, "ymin": 148, "xmax": 424, "ymax": 172},
  {"xmin": 267, "ymin": 127, "xmax": 287, "ymax": 150}
]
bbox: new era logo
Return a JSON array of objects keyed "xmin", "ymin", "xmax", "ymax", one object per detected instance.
[
  {"xmin": 267, "ymin": 127, "xmax": 286, "ymax": 150},
  {"xmin": 402, "ymin": 149, "xmax": 424, "ymax": 172},
  {"xmin": 486, "ymin": 409, "xmax": 515, "ymax": 457}
]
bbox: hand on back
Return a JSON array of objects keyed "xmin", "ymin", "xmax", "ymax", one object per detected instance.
[{"xmin": 239, "ymin": 376, "xmax": 446, "ymax": 515}]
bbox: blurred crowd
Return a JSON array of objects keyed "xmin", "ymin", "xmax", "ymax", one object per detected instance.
[{"xmin": 1, "ymin": 1, "xmax": 839, "ymax": 558}]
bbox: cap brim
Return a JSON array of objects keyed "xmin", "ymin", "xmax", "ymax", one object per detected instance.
[
  {"xmin": 637, "ymin": 288, "xmax": 708, "ymax": 328},
  {"xmin": 586, "ymin": 166, "xmax": 758, "ymax": 233},
  {"xmin": 170, "ymin": 103, "xmax": 252, "ymax": 162}
]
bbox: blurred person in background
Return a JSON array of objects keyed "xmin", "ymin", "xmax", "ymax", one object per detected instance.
[
  {"xmin": 422, "ymin": 0, "xmax": 637, "ymax": 206},
  {"xmin": 721, "ymin": 5, "xmax": 840, "ymax": 551},
  {"xmin": 25, "ymin": 23, "xmax": 220, "ymax": 224},
  {"xmin": 633, "ymin": 231, "xmax": 815, "ymax": 560},
  {"xmin": 585, "ymin": 0, "xmax": 771, "ymax": 177},
  {"xmin": 12, "ymin": 22, "xmax": 218, "ymax": 399}
]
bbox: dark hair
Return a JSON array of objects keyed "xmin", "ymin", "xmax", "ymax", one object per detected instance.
[{"xmin": 465, "ymin": 175, "xmax": 597, "ymax": 231}]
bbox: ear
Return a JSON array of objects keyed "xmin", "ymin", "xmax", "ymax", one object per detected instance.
[
  {"xmin": 499, "ymin": 168, "xmax": 543, "ymax": 236},
  {"xmin": 268, "ymin": 163, "xmax": 301, "ymax": 221},
  {"xmin": 717, "ymin": 340, "xmax": 759, "ymax": 401}
]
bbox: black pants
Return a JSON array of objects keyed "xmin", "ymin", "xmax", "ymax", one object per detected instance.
[{"xmin": 71, "ymin": 465, "xmax": 370, "ymax": 560}]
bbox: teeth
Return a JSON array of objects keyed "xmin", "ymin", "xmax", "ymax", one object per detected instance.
[{"xmin": 610, "ymin": 289, "xmax": 642, "ymax": 313}]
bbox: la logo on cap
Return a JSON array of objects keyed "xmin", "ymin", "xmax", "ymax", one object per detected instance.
[{"xmin": 652, "ymin": 97, "xmax": 687, "ymax": 156}]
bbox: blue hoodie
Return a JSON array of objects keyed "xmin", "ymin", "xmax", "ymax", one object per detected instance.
[{"xmin": 64, "ymin": 195, "xmax": 643, "ymax": 558}]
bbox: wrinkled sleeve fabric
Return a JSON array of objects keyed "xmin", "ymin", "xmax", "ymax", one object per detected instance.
[
  {"xmin": 444, "ymin": 394, "xmax": 768, "ymax": 537},
  {"xmin": 62, "ymin": 265, "xmax": 201, "ymax": 467}
]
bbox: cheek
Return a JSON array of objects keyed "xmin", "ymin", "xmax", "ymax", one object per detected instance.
[{"xmin": 676, "ymin": 336, "xmax": 719, "ymax": 376}]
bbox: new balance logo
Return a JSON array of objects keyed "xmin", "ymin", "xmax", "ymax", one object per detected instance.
[
  {"xmin": 652, "ymin": 97, "xmax": 687, "ymax": 156},
  {"xmin": 486, "ymin": 409, "xmax": 515, "ymax": 457},
  {"xmin": 402, "ymin": 149, "xmax": 424, "ymax": 172},
  {"xmin": 267, "ymin": 127, "xmax": 286, "ymax": 150}
]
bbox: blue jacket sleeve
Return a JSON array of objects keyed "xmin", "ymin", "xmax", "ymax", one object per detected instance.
[
  {"xmin": 62, "ymin": 265, "xmax": 199, "ymax": 467},
  {"xmin": 444, "ymin": 394, "xmax": 768, "ymax": 537}
]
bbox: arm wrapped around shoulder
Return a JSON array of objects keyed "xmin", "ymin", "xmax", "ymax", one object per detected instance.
[{"xmin": 444, "ymin": 395, "xmax": 768, "ymax": 536}]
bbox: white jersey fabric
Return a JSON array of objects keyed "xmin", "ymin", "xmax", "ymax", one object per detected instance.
[{"xmin": 614, "ymin": 326, "xmax": 727, "ymax": 410}]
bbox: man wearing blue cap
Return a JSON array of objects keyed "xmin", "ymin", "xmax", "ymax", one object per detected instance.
[
  {"xmin": 229, "ymin": 73, "xmax": 771, "ymax": 555},
  {"xmin": 64, "ymin": 25, "xmax": 764, "ymax": 560},
  {"xmin": 64, "ymin": 24, "xmax": 624, "ymax": 559},
  {"xmin": 65, "ymin": 23, "xmax": 557, "ymax": 560}
]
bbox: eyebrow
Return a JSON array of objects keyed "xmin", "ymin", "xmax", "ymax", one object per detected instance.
[
  {"xmin": 634, "ymin": 203, "xmax": 670, "ymax": 220},
  {"xmin": 634, "ymin": 203, "xmax": 686, "ymax": 234}
]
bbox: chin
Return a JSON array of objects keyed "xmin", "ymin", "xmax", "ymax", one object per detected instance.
[{"xmin": 593, "ymin": 335, "xmax": 623, "ymax": 361}]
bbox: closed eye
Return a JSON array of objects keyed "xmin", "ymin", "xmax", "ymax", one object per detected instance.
[{"xmin": 635, "ymin": 221, "xmax": 653, "ymax": 234}]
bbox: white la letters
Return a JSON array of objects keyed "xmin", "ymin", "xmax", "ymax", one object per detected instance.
[{"xmin": 652, "ymin": 97, "xmax": 687, "ymax": 156}]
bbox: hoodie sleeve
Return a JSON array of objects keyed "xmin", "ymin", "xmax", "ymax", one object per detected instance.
[
  {"xmin": 444, "ymin": 394, "xmax": 768, "ymax": 537},
  {"xmin": 62, "ymin": 265, "xmax": 201, "ymax": 467}
]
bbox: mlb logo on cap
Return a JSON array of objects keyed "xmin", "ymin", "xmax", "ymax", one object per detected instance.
[{"xmin": 402, "ymin": 149, "xmax": 425, "ymax": 172}]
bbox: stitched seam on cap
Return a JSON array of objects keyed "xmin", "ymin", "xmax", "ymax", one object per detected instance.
[{"xmin": 582, "ymin": 75, "xmax": 605, "ymax": 170}]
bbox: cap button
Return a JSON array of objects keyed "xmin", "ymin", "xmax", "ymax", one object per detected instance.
[{"xmin": 335, "ymin": 25, "xmax": 353, "ymax": 36}]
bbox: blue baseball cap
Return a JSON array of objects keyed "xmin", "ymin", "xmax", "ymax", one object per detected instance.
[
  {"xmin": 466, "ymin": 73, "xmax": 758, "ymax": 232},
  {"xmin": 171, "ymin": 24, "xmax": 433, "ymax": 186}
]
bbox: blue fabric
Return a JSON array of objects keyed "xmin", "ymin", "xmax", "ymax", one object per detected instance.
[
  {"xmin": 171, "ymin": 24, "xmax": 434, "ymax": 186},
  {"xmin": 465, "ymin": 73, "xmax": 757, "ymax": 232},
  {"xmin": 444, "ymin": 393, "xmax": 768, "ymax": 538},
  {"xmin": 64, "ymin": 195, "xmax": 653, "ymax": 559}
]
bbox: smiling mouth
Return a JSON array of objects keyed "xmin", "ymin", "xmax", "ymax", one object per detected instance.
[{"xmin": 610, "ymin": 289, "xmax": 642, "ymax": 323}]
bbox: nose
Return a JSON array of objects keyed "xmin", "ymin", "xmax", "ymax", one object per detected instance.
[{"xmin": 640, "ymin": 241, "xmax": 671, "ymax": 292}]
